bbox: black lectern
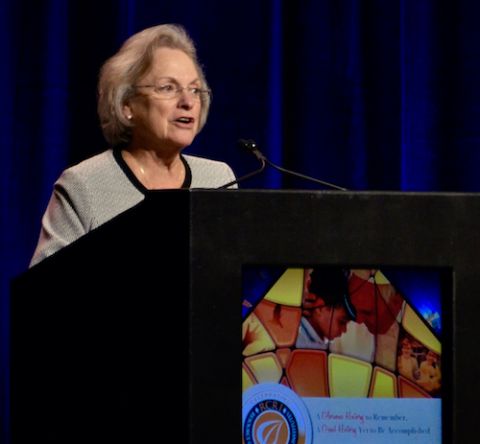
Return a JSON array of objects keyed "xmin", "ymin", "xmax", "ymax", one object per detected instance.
[{"xmin": 10, "ymin": 190, "xmax": 480, "ymax": 443}]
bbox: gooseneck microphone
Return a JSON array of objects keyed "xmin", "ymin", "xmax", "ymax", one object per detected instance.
[
  {"xmin": 218, "ymin": 139, "xmax": 348, "ymax": 191},
  {"xmin": 217, "ymin": 140, "xmax": 266, "ymax": 189}
]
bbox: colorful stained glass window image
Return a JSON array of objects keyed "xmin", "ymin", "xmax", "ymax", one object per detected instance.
[{"xmin": 242, "ymin": 267, "xmax": 443, "ymax": 400}]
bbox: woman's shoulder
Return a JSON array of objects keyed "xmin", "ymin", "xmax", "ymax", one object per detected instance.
[
  {"xmin": 56, "ymin": 149, "xmax": 125, "ymax": 188},
  {"xmin": 183, "ymin": 153, "xmax": 236, "ymax": 188},
  {"xmin": 62, "ymin": 149, "xmax": 116, "ymax": 178},
  {"xmin": 183, "ymin": 153, "xmax": 230, "ymax": 168}
]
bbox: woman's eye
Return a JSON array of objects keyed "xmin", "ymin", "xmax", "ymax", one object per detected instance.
[{"xmin": 157, "ymin": 84, "xmax": 175, "ymax": 92}]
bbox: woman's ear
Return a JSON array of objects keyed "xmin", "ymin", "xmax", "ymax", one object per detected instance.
[{"xmin": 123, "ymin": 104, "xmax": 133, "ymax": 121}]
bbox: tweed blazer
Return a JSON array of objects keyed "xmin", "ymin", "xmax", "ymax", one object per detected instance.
[{"xmin": 30, "ymin": 149, "xmax": 236, "ymax": 266}]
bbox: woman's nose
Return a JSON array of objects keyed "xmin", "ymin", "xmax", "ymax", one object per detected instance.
[{"xmin": 178, "ymin": 92, "xmax": 194, "ymax": 109}]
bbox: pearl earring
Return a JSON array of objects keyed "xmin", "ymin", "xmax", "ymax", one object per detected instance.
[{"xmin": 127, "ymin": 114, "xmax": 133, "ymax": 120}]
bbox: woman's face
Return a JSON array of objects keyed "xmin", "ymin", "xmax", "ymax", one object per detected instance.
[{"xmin": 125, "ymin": 47, "xmax": 202, "ymax": 152}]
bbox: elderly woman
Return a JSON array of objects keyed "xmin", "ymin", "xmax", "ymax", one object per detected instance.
[{"xmin": 30, "ymin": 24, "xmax": 236, "ymax": 267}]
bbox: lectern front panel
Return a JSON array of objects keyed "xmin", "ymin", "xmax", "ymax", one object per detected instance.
[{"xmin": 241, "ymin": 265, "xmax": 449, "ymax": 444}]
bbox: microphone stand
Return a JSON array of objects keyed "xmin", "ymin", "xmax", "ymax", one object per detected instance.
[
  {"xmin": 217, "ymin": 157, "xmax": 266, "ymax": 189},
  {"xmin": 217, "ymin": 138, "xmax": 348, "ymax": 191},
  {"xmin": 262, "ymin": 158, "xmax": 348, "ymax": 191}
]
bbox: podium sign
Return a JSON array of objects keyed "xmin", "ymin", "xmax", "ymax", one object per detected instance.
[{"xmin": 10, "ymin": 190, "xmax": 480, "ymax": 443}]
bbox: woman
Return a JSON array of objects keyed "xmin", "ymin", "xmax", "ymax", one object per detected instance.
[{"xmin": 30, "ymin": 24, "xmax": 236, "ymax": 267}]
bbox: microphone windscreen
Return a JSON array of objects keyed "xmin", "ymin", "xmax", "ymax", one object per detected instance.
[{"xmin": 237, "ymin": 139, "xmax": 263, "ymax": 161}]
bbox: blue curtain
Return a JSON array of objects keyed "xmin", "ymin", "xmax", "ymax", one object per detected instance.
[{"xmin": 3, "ymin": 0, "xmax": 480, "ymax": 441}]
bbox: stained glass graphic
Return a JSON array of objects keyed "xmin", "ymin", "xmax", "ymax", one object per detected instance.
[{"xmin": 242, "ymin": 266, "xmax": 444, "ymax": 399}]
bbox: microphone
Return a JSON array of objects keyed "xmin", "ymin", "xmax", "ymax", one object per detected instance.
[
  {"xmin": 219, "ymin": 139, "xmax": 348, "ymax": 191},
  {"xmin": 217, "ymin": 139, "xmax": 266, "ymax": 189}
]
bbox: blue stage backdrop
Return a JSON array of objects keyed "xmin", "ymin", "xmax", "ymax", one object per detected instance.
[{"xmin": 2, "ymin": 1, "xmax": 480, "ymax": 442}]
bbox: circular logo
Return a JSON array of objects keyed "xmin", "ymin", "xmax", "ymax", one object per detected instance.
[{"xmin": 243, "ymin": 383, "xmax": 313, "ymax": 444}]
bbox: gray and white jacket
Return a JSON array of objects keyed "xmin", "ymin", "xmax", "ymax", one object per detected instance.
[{"xmin": 30, "ymin": 148, "xmax": 236, "ymax": 266}]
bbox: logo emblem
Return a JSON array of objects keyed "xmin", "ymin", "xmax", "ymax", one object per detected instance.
[{"xmin": 243, "ymin": 383, "xmax": 313, "ymax": 444}]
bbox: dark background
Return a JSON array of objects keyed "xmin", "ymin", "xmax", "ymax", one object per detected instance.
[{"xmin": 2, "ymin": 1, "xmax": 480, "ymax": 441}]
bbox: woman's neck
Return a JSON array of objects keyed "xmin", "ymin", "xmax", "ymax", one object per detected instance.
[{"xmin": 121, "ymin": 147, "xmax": 185, "ymax": 190}]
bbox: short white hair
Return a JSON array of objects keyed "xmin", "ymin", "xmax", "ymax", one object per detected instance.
[{"xmin": 97, "ymin": 24, "xmax": 211, "ymax": 146}]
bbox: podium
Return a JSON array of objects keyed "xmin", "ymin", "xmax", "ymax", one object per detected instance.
[{"xmin": 10, "ymin": 189, "xmax": 480, "ymax": 443}]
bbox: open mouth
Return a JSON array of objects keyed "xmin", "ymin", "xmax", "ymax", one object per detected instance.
[{"xmin": 175, "ymin": 117, "xmax": 194, "ymax": 124}]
